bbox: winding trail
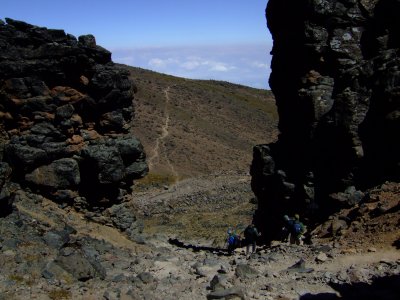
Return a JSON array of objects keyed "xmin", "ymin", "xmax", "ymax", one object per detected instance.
[{"xmin": 147, "ymin": 86, "xmax": 179, "ymax": 181}]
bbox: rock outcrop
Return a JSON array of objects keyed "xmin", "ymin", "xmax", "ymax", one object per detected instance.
[
  {"xmin": 251, "ymin": 0, "xmax": 400, "ymax": 242},
  {"xmin": 0, "ymin": 18, "xmax": 148, "ymax": 212}
]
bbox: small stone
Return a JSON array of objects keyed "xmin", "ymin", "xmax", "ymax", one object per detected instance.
[
  {"xmin": 316, "ymin": 252, "xmax": 328, "ymax": 263},
  {"xmin": 324, "ymin": 272, "xmax": 332, "ymax": 279},
  {"xmin": 341, "ymin": 248, "xmax": 357, "ymax": 254},
  {"xmin": 3, "ymin": 250, "xmax": 15, "ymax": 256},
  {"xmin": 235, "ymin": 264, "xmax": 259, "ymax": 279},
  {"xmin": 218, "ymin": 265, "xmax": 228, "ymax": 274},
  {"xmin": 137, "ymin": 272, "xmax": 156, "ymax": 284},
  {"xmin": 209, "ymin": 274, "xmax": 228, "ymax": 291}
]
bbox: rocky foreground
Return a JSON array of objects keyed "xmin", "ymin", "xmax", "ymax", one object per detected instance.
[{"xmin": 0, "ymin": 178, "xmax": 398, "ymax": 300}]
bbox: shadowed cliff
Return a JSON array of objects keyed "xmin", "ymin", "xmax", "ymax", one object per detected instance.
[{"xmin": 251, "ymin": 0, "xmax": 400, "ymax": 242}]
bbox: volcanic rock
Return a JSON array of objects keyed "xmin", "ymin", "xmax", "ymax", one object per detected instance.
[
  {"xmin": 251, "ymin": 0, "xmax": 400, "ymax": 242},
  {"xmin": 0, "ymin": 18, "xmax": 148, "ymax": 210}
]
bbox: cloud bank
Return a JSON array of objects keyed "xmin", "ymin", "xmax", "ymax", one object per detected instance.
[{"xmin": 111, "ymin": 43, "xmax": 272, "ymax": 89}]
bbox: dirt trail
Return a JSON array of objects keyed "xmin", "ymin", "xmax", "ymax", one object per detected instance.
[
  {"xmin": 147, "ymin": 86, "xmax": 179, "ymax": 180},
  {"xmin": 315, "ymin": 249, "xmax": 400, "ymax": 272}
]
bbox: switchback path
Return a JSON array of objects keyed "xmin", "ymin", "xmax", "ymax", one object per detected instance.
[{"xmin": 147, "ymin": 86, "xmax": 179, "ymax": 180}]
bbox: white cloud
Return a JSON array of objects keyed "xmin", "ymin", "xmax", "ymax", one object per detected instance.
[
  {"xmin": 148, "ymin": 58, "xmax": 178, "ymax": 68},
  {"xmin": 148, "ymin": 58, "xmax": 165, "ymax": 67},
  {"xmin": 111, "ymin": 54, "xmax": 135, "ymax": 65},
  {"xmin": 111, "ymin": 43, "xmax": 272, "ymax": 89},
  {"xmin": 209, "ymin": 62, "xmax": 236, "ymax": 72},
  {"xmin": 179, "ymin": 58, "xmax": 237, "ymax": 73},
  {"xmin": 251, "ymin": 61, "xmax": 269, "ymax": 69},
  {"xmin": 180, "ymin": 60, "xmax": 201, "ymax": 70}
]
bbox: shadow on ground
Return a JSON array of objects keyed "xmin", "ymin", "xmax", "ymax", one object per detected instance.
[
  {"xmin": 168, "ymin": 238, "xmax": 232, "ymax": 256},
  {"xmin": 300, "ymin": 274, "xmax": 400, "ymax": 300}
]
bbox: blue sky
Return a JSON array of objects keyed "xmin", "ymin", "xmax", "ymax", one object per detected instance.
[{"xmin": 2, "ymin": 0, "xmax": 272, "ymax": 89}]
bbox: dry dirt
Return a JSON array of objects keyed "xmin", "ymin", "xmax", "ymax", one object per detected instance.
[{"xmin": 125, "ymin": 66, "xmax": 278, "ymax": 180}]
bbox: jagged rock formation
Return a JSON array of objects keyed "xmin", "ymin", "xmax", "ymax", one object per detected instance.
[
  {"xmin": 0, "ymin": 18, "xmax": 148, "ymax": 212},
  {"xmin": 251, "ymin": 0, "xmax": 400, "ymax": 242}
]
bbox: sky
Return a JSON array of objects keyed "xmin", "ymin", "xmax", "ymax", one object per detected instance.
[{"xmin": 2, "ymin": 0, "xmax": 273, "ymax": 89}]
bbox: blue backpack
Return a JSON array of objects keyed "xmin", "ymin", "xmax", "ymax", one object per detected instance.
[{"xmin": 292, "ymin": 222, "xmax": 302, "ymax": 234}]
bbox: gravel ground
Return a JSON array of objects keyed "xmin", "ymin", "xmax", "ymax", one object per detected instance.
[{"xmin": 0, "ymin": 179, "xmax": 398, "ymax": 299}]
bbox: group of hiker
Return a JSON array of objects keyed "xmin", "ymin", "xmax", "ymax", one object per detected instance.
[
  {"xmin": 226, "ymin": 223, "xmax": 261, "ymax": 258},
  {"xmin": 281, "ymin": 214, "xmax": 306, "ymax": 245},
  {"xmin": 226, "ymin": 214, "xmax": 306, "ymax": 256}
]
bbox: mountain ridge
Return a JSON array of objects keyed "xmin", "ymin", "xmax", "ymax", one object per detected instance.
[{"xmin": 122, "ymin": 65, "xmax": 278, "ymax": 184}]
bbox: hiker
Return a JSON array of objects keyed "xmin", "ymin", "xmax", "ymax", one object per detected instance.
[
  {"xmin": 282, "ymin": 215, "xmax": 294, "ymax": 242},
  {"xmin": 226, "ymin": 227, "xmax": 239, "ymax": 254},
  {"xmin": 243, "ymin": 223, "xmax": 261, "ymax": 258},
  {"xmin": 290, "ymin": 214, "xmax": 306, "ymax": 245},
  {"xmin": 282, "ymin": 214, "xmax": 306, "ymax": 245}
]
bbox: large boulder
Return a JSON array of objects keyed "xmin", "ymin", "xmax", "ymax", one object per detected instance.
[
  {"xmin": 25, "ymin": 158, "xmax": 81, "ymax": 189},
  {"xmin": 0, "ymin": 18, "xmax": 148, "ymax": 209},
  {"xmin": 54, "ymin": 247, "xmax": 99, "ymax": 281},
  {"xmin": 252, "ymin": 0, "xmax": 400, "ymax": 242}
]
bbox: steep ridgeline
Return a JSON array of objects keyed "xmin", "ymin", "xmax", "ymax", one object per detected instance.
[
  {"xmin": 0, "ymin": 18, "xmax": 148, "ymax": 215},
  {"xmin": 251, "ymin": 0, "xmax": 400, "ymax": 242}
]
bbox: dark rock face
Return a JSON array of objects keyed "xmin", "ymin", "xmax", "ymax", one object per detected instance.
[
  {"xmin": 0, "ymin": 18, "xmax": 148, "ymax": 212},
  {"xmin": 251, "ymin": 0, "xmax": 400, "ymax": 242},
  {"xmin": 0, "ymin": 162, "xmax": 13, "ymax": 216}
]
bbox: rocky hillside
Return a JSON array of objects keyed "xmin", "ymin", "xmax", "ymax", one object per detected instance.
[
  {"xmin": 251, "ymin": 0, "xmax": 400, "ymax": 242},
  {"xmin": 125, "ymin": 66, "xmax": 277, "ymax": 182},
  {"xmin": 0, "ymin": 14, "xmax": 398, "ymax": 300},
  {"xmin": 0, "ymin": 177, "xmax": 398, "ymax": 299}
]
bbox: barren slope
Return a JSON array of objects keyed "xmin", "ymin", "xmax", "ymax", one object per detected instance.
[{"xmin": 123, "ymin": 66, "xmax": 278, "ymax": 183}]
